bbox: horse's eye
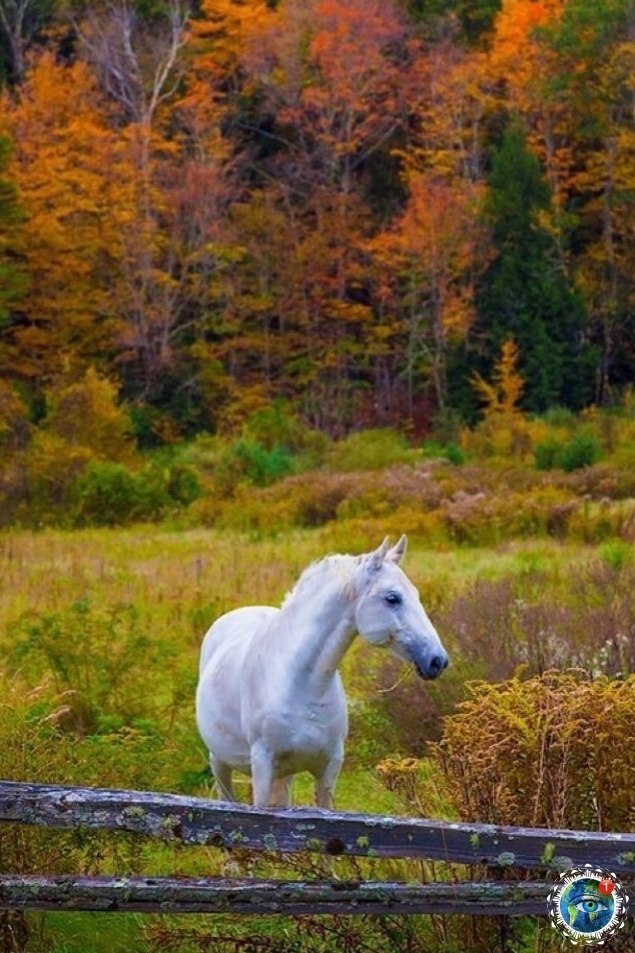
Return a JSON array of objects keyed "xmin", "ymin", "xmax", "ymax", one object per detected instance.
[{"xmin": 384, "ymin": 592, "xmax": 402, "ymax": 606}]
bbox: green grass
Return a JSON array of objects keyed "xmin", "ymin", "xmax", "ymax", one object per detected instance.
[
  {"xmin": 0, "ymin": 526, "xmax": 594, "ymax": 630},
  {"xmin": 28, "ymin": 913, "xmax": 147, "ymax": 953}
]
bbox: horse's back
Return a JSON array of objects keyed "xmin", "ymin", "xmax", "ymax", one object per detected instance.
[{"xmin": 198, "ymin": 605, "xmax": 279, "ymax": 675}]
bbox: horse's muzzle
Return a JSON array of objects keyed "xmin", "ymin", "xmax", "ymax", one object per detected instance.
[{"xmin": 415, "ymin": 651, "xmax": 449, "ymax": 680}]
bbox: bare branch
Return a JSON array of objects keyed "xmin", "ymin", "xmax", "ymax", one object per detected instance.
[{"xmin": 74, "ymin": 0, "xmax": 190, "ymax": 125}]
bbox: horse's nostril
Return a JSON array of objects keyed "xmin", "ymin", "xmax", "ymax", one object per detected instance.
[{"xmin": 429, "ymin": 654, "xmax": 448, "ymax": 677}]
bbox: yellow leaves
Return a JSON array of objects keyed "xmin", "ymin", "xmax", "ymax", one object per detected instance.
[
  {"xmin": 435, "ymin": 672, "xmax": 635, "ymax": 829},
  {"xmin": 181, "ymin": 0, "xmax": 271, "ymax": 154},
  {"xmin": 486, "ymin": 0, "xmax": 566, "ymax": 153},
  {"xmin": 44, "ymin": 368, "xmax": 137, "ymax": 464},
  {"xmin": 441, "ymin": 288, "xmax": 475, "ymax": 338},
  {"xmin": 187, "ymin": 0, "xmax": 274, "ymax": 95},
  {"xmin": 194, "ymin": 0, "xmax": 273, "ymax": 57},
  {"xmin": 324, "ymin": 300, "xmax": 373, "ymax": 325},
  {"xmin": 1, "ymin": 55, "xmax": 123, "ymax": 374},
  {"xmin": 370, "ymin": 172, "xmax": 485, "ymax": 340},
  {"xmin": 411, "ymin": 45, "xmax": 491, "ymax": 181},
  {"xmin": 489, "ymin": 0, "xmax": 564, "ymax": 79},
  {"xmin": 472, "ymin": 338, "xmax": 525, "ymax": 417}
]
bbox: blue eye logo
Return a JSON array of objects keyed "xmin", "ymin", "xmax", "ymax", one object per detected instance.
[{"xmin": 548, "ymin": 866, "xmax": 629, "ymax": 945}]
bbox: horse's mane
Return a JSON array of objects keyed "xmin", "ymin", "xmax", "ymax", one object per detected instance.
[{"xmin": 280, "ymin": 554, "xmax": 359, "ymax": 611}]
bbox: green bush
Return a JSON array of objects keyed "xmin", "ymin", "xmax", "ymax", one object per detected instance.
[
  {"xmin": 599, "ymin": 538, "xmax": 634, "ymax": 570},
  {"xmin": 326, "ymin": 428, "xmax": 414, "ymax": 472},
  {"xmin": 534, "ymin": 436, "xmax": 563, "ymax": 470},
  {"xmin": 560, "ymin": 433, "xmax": 601, "ymax": 471},
  {"xmin": 73, "ymin": 461, "xmax": 167, "ymax": 525},
  {"xmin": 216, "ymin": 438, "xmax": 296, "ymax": 492},
  {"xmin": 70, "ymin": 459, "xmax": 199, "ymax": 525},
  {"xmin": 166, "ymin": 463, "xmax": 202, "ymax": 505},
  {"xmin": 244, "ymin": 400, "xmax": 328, "ymax": 458},
  {"xmin": 444, "ymin": 442, "xmax": 467, "ymax": 465},
  {"xmin": 421, "ymin": 440, "xmax": 467, "ymax": 465},
  {"xmin": 10, "ymin": 599, "xmax": 176, "ymax": 734},
  {"xmin": 535, "ymin": 433, "xmax": 601, "ymax": 472}
]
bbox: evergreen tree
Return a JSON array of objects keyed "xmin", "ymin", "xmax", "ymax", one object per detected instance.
[
  {"xmin": 0, "ymin": 135, "xmax": 27, "ymax": 331},
  {"xmin": 407, "ymin": 0, "xmax": 501, "ymax": 41},
  {"xmin": 472, "ymin": 119, "xmax": 593, "ymax": 414}
]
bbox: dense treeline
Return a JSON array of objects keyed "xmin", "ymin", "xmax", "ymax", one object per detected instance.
[{"xmin": 0, "ymin": 0, "xmax": 634, "ymax": 443}]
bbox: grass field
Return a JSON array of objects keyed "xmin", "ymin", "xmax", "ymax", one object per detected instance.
[{"xmin": 1, "ymin": 516, "xmax": 633, "ymax": 952}]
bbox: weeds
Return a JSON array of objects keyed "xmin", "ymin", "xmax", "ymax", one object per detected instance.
[{"xmin": 432, "ymin": 671, "xmax": 635, "ymax": 830}]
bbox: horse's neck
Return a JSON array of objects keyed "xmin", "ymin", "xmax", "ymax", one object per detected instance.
[{"xmin": 280, "ymin": 577, "xmax": 356, "ymax": 690}]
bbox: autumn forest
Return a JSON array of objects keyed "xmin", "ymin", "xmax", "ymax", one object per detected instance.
[{"xmin": 1, "ymin": 0, "xmax": 634, "ymax": 444}]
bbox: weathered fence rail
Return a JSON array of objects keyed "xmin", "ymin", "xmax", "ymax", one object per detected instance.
[{"xmin": 1, "ymin": 781, "xmax": 634, "ymax": 916}]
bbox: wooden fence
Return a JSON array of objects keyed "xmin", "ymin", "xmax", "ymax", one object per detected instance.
[{"xmin": 0, "ymin": 780, "xmax": 634, "ymax": 917}]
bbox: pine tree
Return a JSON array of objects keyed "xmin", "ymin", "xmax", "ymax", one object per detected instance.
[
  {"xmin": 473, "ymin": 119, "xmax": 592, "ymax": 414},
  {"xmin": 0, "ymin": 134, "xmax": 27, "ymax": 340}
]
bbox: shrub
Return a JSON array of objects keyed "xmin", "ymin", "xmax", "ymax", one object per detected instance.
[
  {"xmin": 9, "ymin": 599, "xmax": 177, "ymax": 734},
  {"xmin": 421, "ymin": 440, "xmax": 466, "ymax": 465},
  {"xmin": 215, "ymin": 439, "xmax": 296, "ymax": 493},
  {"xmin": 441, "ymin": 485, "xmax": 580, "ymax": 545},
  {"xmin": 215, "ymin": 471, "xmax": 374, "ymax": 533},
  {"xmin": 438, "ymin": 559, "xmax": 635, "ymax": 682},
  {"xmin": 599, "ymin": 538, "xmax": 634, "ymax": 571},
  {"xmin": 325, "ymin": 428, "xmax": 414, "ymax": 472},
  {"xmin": 0, "ymin": 671, "xmax": 88, "ymax": 887},
  {"xmin": 44, "ymin": 367, "xmax": 135, "ymax": 462},
  {"xmin": 560, "ymin": 433, "xmax": 601, "ymax": 471},
  {"xmin": 542, "ymin": 405, "xmax": 578, "ymax": 428},
  {"xmin": 374, "ymin": 652, "xmax": 483, "ymax": 753},
  {"xmin": 72, "ymin": 460, "xmax": 171, "ymax": 525},
  {"xmin": 534, "ymin": 436, "xmax": 563, "ymax": 470},
  {"xmin": 460, "ymin": 411, "xmax": 535, "ymax": 462},
  {"xmin": 535, "ymin": 433, "xmax": 601, "ymax": 472},
  {"xmin": 23, "ymin": 431, "xmax": 95, "ymax": 522},
  {"xmin": 244, "ymin": 400, "xmax": 328, "ymax": 459},
  {"xmin": 432, "ymin": 672, "xmax": 635, "ymax": 830},
  {"xmin": 444, "ymin": 442, "xmax": 467, "ymax": 465}
]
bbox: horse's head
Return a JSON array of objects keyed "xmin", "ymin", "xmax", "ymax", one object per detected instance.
[{"xmin": 354, "ymin": 536, "xmax": 448, "ymax": 680}]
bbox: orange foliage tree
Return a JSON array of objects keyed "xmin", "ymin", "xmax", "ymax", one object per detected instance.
[
  {"xmin": 1, "ymin": 55, "xmax": 125, "ymax": 387},
  {"xmin": 206, "ymin": 0, "xmax": 418, "ymax": 430},
  {"xmin": 370, "ymin": 173, "xmax": 487, "ymax": 415}
]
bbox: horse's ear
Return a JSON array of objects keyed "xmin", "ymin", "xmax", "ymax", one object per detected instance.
[
  {"xmin": 365, "ymin": 537, "xmax": 391, "ymax": 574},
  {"xmin": 387, "ymin": 534, "xmax": 407, "ymax": 564}
]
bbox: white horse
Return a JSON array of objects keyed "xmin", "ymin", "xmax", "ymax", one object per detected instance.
[{"xmin": 195, "ymin": 535, "xmax": 448, "ymax": 809}]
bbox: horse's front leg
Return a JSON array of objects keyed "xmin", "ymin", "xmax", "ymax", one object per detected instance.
[
  {"xmin": 250, "ymin": 741, "xmax": 276, "ymax": 807},
  {"xmin": 315, "ymin": 751, "xmax": 343, "ymax": 810}
]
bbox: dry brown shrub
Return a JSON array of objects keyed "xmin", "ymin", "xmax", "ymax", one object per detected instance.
[
  {"xmin": 438, "ymin": 576, "xmax": 574, "ymax": 681},
  {"xmin": 377, "ymin": 464, "xmax": 444, "ymax": 510},
  {"xmin": 438, "ymin": 560, "xmax": 635, "ymax": 682},
  {"xmin": 440, "ymin": 485, "xmax": 580, "ymax": 544},
  {"xmin": 214, "ymin": 471, "xmax": 378, "ymax": 532},
  {"xmin": 432, "ymin": 671, "xmax": 635, "ymax": 831},
  {"xmin": 563, "ymin": 464, "xmax": 635, "ymax": 500}
]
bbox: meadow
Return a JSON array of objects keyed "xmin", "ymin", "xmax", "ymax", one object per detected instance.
[{"xmin": 2, "ymin": 410, "xmax": 635, "ymax": 952}]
